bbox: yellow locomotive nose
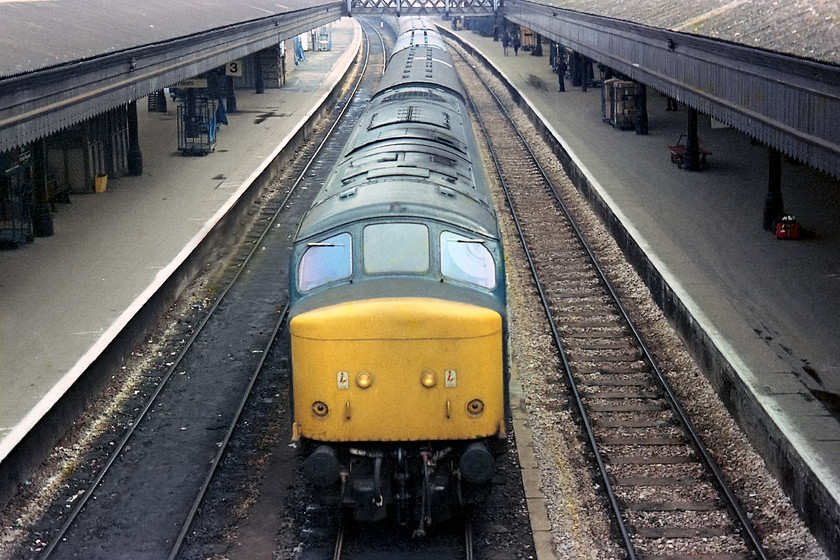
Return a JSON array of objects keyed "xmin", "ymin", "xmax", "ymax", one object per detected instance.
[{"xmin": 290, "ymin": 297, "xmax": 504, "ymax": 442}]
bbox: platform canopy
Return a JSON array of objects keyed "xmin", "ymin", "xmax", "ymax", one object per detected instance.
[{"xmin": 0, "ymin": 1, "xmax": 342, "ymax": 152}]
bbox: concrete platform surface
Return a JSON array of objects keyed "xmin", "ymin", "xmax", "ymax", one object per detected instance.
[{"xmin": 0, "ymin": 17, "xmax": 361, "ymax": 464}]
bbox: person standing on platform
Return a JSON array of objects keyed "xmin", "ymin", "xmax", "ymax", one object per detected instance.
[
  {"xmin": 557, "ymin": 54, "xmax": 567, "ymax": 92},
  {"xmin": 502, "ymin": 33, "xmax": 510, "ymax": 56},
  {"xmin": 513, "ymin": 34, "xmax": 521, "ymax": 56}
]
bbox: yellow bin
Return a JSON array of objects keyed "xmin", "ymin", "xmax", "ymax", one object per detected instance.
[{"xmin": 94, "ymin": 174, "xmax": 108, "ymax": 193}]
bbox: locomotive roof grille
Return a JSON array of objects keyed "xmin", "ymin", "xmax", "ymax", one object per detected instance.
[
  {"xmin": 381, "ymin": 91, "xmax": 446, "ymax": 104},
  {"xmin": 365, "ymin": 107, "xmax": 452, "ymax": 132},
  {"xmin": 341, "ymin": 133, "xmax": 467, "ymax": 161}
]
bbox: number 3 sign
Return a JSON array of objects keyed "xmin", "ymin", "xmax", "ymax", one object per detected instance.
[{"xmin": 226, "ymin": 60, "xmax": 243, "ymax": 77}]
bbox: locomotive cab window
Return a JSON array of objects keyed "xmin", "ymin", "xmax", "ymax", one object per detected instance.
[
  {"xmin": 440, "ymin": 231, "xmax": 496, "ymax": 289},
  {"xmin": 298, "ymin": 232, "xmax": 352, "ymax": 292},
  {"xmin": 364, "ymin": 223, "xmax": 429, "ymax": 274}
]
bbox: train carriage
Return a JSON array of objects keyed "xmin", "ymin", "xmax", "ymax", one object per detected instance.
[{"xmin": 288, "ymin": 17, "xmax": 507, "ymax": 529}]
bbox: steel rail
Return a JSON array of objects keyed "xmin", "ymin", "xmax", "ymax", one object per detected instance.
[
  {"xmin": 332, "ymin": 517, "xmax": 346, "ymax": 560},
  {"xmin": 328, "ymin": 508, "xmax": 474, "ymax": 559},
  {"xmin": 169, "ymin": 22, "xmax": 377, "ymax": 560},
  {"xmin": 39, "ymin": 205, "xmax": 260, "ymax": 557},
  {"xmin": 41, "ymin": 23, "xmax": 376, "ymax": 560},
  {"xmin": 368, "ymin": 20, "xmax": 388, "ymax": 72},
  {"xmin": 462, "ymin": 72, "xmax": 636, "ymax": 560},
  {"xmin": 464, "ymin": 511, "xmax": 474, "ymax": 560},
  {"xmin": 455, "ymin": 45, "xmax": 769, "ymax": 560},
  {"xmin": 170, "ymin": 21, "xmax": 381, "ymax": 560},
  {"xmin": 166, "ymin": 302, "xmax": 289, "ymax": 559}
]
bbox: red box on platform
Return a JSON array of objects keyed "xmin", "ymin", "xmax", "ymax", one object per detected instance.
[{"xmin": 776, "ymin": 215, "xmax": 801, "ymax": 240}]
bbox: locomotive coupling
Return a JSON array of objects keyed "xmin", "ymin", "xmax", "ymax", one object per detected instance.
[{"xmin": 459, "ymin": 442, "xmax": 495, "ymax": 484}]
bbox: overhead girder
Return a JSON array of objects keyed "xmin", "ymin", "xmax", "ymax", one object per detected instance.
[
  {"xmin": 0, "ymin": 4, "xmax": 343, "ymax": 153},
  {"xmin": 349, "ymin": 0, "xmax": 497, "ymax": 16},
  {"xmin": 503, "ymin": 0, "xmax": 840, "ymax": 179}
]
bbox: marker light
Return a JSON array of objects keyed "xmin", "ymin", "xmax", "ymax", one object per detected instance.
[
  {"xmin": 421, "ymin": 370, "xmax": 437, "ymax": 388},
  {"xmin": 356, "ymin": 372, "xmax": 373, "ymax": 389},
  {"xmin": 467, "ymin": 399, "xmax": 484, "ymax": 415},
  {"xmin": 312, "ymin": 401, "xmax": 329, "ymax": 417}
]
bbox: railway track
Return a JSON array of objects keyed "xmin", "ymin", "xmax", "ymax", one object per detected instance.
[
  {"xmin": 451, "ymin": 43, "xmax": 770, "ymax": 560},
  {"xmin": 27, "ymin": 22, "xmax": 386, "ymax": 560},
  {"xmin": 328, "ymin": 513, "xmax": 475, "ymax": 560}
]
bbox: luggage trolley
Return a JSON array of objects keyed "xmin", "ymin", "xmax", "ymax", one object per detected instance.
[
  {"xmin": 668, "ymin": 132, "xmax": 712, "ymax": 169},
  {"xmin": 177, "ymin": 89, "xmax": 219, "ymax": 156}
]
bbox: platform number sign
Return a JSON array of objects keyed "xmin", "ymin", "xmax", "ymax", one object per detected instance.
[{"xmin": 226, "ymin": 60, "xmax": 243, "ymax": 77}]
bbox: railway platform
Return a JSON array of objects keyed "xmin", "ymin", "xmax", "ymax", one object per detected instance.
[
  {"xmin": 0, "ymin": 17, "xmax": 361, "ymax": 492},
  {"xmin": 447, "ymin": 24, "xmax": 840, "ymax": 555}
]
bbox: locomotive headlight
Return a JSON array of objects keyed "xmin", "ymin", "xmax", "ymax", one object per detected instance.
[
  {"xmin": 421, "ymin": 370, "xmax": 437, "ymax": 388},
  {"xmin": 312, "ymin": 401, "xmax": 329, "ymax": 417},
  {"xmin": 356, "ymin": 371, "xmax": 373, "ymax": 389}
]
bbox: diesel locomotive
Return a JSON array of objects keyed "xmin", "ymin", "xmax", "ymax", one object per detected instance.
[{"xmin": 288, "ymin": 17, "xmax": 507, "ymax": 531}]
